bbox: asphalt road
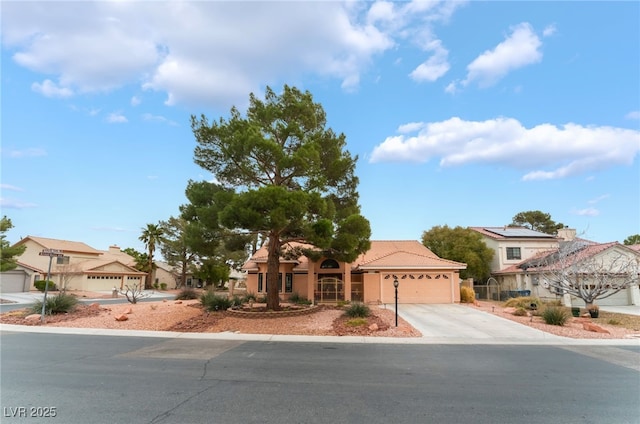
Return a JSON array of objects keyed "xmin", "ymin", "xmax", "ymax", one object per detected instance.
[{"xmin": 1, "ymin": 332, "xmax": 638, "ymax": 424}]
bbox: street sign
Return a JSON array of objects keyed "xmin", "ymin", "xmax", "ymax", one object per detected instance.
[{"xmin": 39, "ymin": 249, "xmax": 64, "ymax": 257}]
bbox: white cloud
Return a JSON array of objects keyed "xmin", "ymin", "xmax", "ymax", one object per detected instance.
[
  {"xmin": 542, "ymin": 24, "xmax": 557, "ymax": 37},
  {"xmin": 409, "ymin": 40, "xmax": 450, "ymax": 82},
  {"xmin": 0, "ymin": 197, "xmax": 38, "ymax": 209},
  {"xmin": 587, "ymin": 194, "xmax": 610, "ymax": 204},
  {"xmin": 131, "ymin": 96, "xmax": 141, "ymax": 106},
  {"xmin": 0, "ymin": 184, "xmax": 23, "ymax": 191},
  {"xmin": 31, "ymin": 79, "xmax": 73, "ymax": 98},
  {"xmin": 3, "ymin": 148, "xmax": 47, "ymax": 158},
  {"xmin": 1, "ymin": 1, "xmax": 465, "ymax": 108},
  {"xmin": 142, "ymin": 113, "xmax": 177, "ymax": 126},
  {"xmin": 461, "ymin": 22, "xmax": 543, "ymax": 88},
  {"xmin": 106, "ymin": 112, "xmax": 128, "ymax": 123},
  {"xmin": 370, "ymin": 117, "xmax": 640, "ymax": 180},
  {"xmin": 572, "ymin": 207, "xmax": 600, "ymax": 217},
  {"xmin": 625, "ymin": 110, "xmax": 640, "ymax": 120}
]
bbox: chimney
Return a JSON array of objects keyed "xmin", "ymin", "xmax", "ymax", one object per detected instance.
[
  {"xmin": 108, "ymin": 245, "xmax": 121, "ymax": 253},
  {"xmin": 556, "ymin": 228, "xmax": 576, "ymax": 241}
]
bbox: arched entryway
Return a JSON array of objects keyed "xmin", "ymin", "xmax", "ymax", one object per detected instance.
[{"xmin": 315, "ymin": 277, "xmax": 344, "ymax": 303}]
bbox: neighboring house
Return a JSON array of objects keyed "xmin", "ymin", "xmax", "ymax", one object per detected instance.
[
  {"xmin": 154, "ymin": 261, "xmax": 180, "ymax": 288},
  {"xmin": 242, "ymin": 240, "xmax": 467, "ymax": 304},
  {"xmin": 4, "ymin": 236, "xmax": 146, "ymax": 292},
  {"xmin": 471, "ymin": 227, "xmax": 640, "ymax": 306},
  {"xmin": 0, "ymin": 263, "xmax": 42, "ymax": 293},
  {"xmin": 469, "ymin": 226, "xmax": 562, "ymax": 275}
]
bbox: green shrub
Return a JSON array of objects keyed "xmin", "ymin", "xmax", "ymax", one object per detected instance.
[
  {"xmin": 175, "ymin": 288, "xmax": 198, "ymax": 300},
  {"xmin": 30, "ymin": 293, "xmax": 78, "ymax": 315},
  {"xmin": 34, "ymin": 280, "xmax": 57, "ymax": 292},
  {"xmin": 514, "ymin": 307, "xmax": 528, "ymax": 316},
  {"xmin": 288, "ymin": 292, "xmax": 312, "ymax": 305},
  {"xmin": 160, "ymin": 283, "xmax": 167, "ymax": 290},
  {"xmin": 460, "ymin": 286, "xmax": 475, "ymax": 303},
  {"xmin": 230, "ymin": 295, "xmax": 243, "ymax": 307},
  {"xmin": 200, "ymin": 291, "xmax": 232, "ymax": 312},
  {"xmin": 256, "ymin": 295, "xmax": 268, "ymax": 303},
  {"xmin": 344, "ymin": 302, "xmax": 370, "ymax": 318},
  {"xmin": 337, "ymin": 300, "xmax": 351, "ymax": 308},
  {"xmin": 243, "ymin": 292, "xmax": 257, "ymax": 303},
  {"xmin": 542, "ymin": 306, "xmax": 569, "ymax": 326},
  {"xmin": 345, "ymin": 318, "xmax": 368, "ymax": 327}
]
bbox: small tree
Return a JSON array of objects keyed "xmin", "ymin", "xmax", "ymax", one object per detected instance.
[
  {"xmin": 0, "ymin": 216, "xmax": 26, "ymax": 272},
  {"xmin": 530, "ymin": 241, "xmax": 640, "ymax": 307},
  {"xmin": 510, "ymin": 210, "xmax": 564, "ymax": 235},
  {"xmin": 623, "ymin": 234, "xmax": 640, "ymax": 245},
  {"xmin": 421, "ymin": 225, "xmax": 493, "ymax": 282}
]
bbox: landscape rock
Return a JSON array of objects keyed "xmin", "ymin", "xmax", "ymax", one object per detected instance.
[
  {"xmin": 88, "ymin": 303, "xmax": 100, "ymax": 309},
  {"xmin": 368, "ymin": 323, "xmax": 379, "ymax": 331},
  {"xmin": 175, "ymin": 301, "xmax": 183, "ymax": 304},
  {"xmin": 503, "ymin": 307, "xmax": 517, "ymax": 314},
  {"xmin": 114, "ymin": 314, "xmax": 129, "ymax": 322},
  {"xmin": 582, "ymin": 322, "xmax": 610, "ymax": 334},
  {"xmin": 24, "ymin": 314, "xmax": 41, "ymax": 322}
]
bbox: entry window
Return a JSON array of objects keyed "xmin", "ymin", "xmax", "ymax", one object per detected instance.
[
  {"xmin": 285, "ymin": 273, "xmax": 293, "ymax": 293},
  {"xmin": 257, "ymin": 273, "xmax": 263, "ymax": 292},
  {"xmin": 506, "ymin": 247, "xmax": 521, "ymax": 260}
]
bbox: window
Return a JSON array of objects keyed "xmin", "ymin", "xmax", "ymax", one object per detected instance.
[
  {"xmin": 320, "ymin": 259, "xmax": 340, "ymax": 269},
  {"xmin": 285, "ymin": 273, "xmax": 293, "ymax": 293},
  {"xmin": 258, "ymin": 273, "xmax": 263, "ymax": 292},
  {"xmin": 506, "ymin": 247, "xmax": 521, "ymax": 260}
]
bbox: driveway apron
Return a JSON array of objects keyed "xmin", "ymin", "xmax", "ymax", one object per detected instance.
[{"xmin": 397, "ymin": 304, "xmax": 563, "ymax": 342}]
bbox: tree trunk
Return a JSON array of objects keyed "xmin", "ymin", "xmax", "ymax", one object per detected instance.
[{"xmin": 266, "ymin": 234, "xmax": 281, "ymax": 311}]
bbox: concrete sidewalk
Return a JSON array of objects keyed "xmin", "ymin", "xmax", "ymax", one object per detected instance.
[{"xmin": 0, "ymin": 290, "xmax": 175, "ymax": 305}]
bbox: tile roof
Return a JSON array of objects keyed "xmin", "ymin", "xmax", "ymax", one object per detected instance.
[
  {"xmin": 242, "ymin": 240, "xmax": 466, "ymax": 271},
  {"xmin": 494, "ymin": 241, "xmax": 629, "ymax": 274},
  {"xmin": 16, "ymin": 236, "xmax": 103, "ymax": 255}
]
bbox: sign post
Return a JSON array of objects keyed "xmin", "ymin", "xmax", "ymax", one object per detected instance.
[{"xmin": 38, "ymin": 249, "xmax": 64, "ymax": 323}]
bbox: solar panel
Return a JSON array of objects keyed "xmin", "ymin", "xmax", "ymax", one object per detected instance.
[{"xmin": 484, "ymin": 227, "xmax": 554, "ymax": 238}]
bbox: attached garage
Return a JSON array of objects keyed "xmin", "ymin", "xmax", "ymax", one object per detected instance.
[{"xmin": 375, "ymin": 272, "xmax": 461, "ymax": 304}]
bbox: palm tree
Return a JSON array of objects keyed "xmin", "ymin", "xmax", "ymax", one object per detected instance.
[{"xmin": 139, "ymin": 223, "xmax": 164, "ymax": 289}]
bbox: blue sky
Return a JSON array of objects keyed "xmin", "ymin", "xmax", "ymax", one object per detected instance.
[{"xmin": 2, "ymin": 0, "xmax": 639, "ymax": 255}]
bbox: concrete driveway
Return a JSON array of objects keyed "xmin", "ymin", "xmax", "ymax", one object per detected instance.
[{"xmin": 397, "ymin": 304, "xmax": 564, "ymax": 342}]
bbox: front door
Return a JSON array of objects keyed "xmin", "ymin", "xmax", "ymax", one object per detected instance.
[{"xmin": 315, "ymin": 277, "xmax": 344, "ymax": 303}]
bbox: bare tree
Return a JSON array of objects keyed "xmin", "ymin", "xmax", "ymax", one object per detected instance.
[
  {"xmin": 527, "ymin": 241, "xmax": 640, "ymax": 307},
  {"xmin": 119, "ymin": 284, "xmax": 151, "ymax": 304}
]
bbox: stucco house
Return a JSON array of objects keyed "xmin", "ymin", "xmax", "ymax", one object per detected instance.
[
  {"xmin": 2, "ymin": 236, "xmax": 146, "ymax": 292},
  {"xmin": 470, "ymin": 227, "xmax": 640, "ymax": 306},
  {"xmin": 242, "ymin": 240, "xmax": 467, "ymax": 304}
]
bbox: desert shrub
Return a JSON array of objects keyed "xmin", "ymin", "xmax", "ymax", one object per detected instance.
[
  {"xmin": 34, "ymin": 280, "xmax": 57, "ymax": 292},
  {"xmin": 344, "ymin": 302, "xmax": 370, "ymax": 318},
  {"xmin": 243, "ymin": 292, "xmax": 257, "ymax": 303},
  {"xmin": 513, "ymin": 307, "xmax": 528, "ymax": 316},
  {"xmin": 542, "ymin": 306, "xmax": 569, "ymax": 326},
  {"xmin": 256, "ymin": 295, "xmax": 268, "ymax": 303},
  {"xmin": 607, "ymin": 318, "xmax": 622, "ymax": 326},
  {"xmin": 504, "ymin": 296, "xmax": 542, "ymax": 310},
  {"xmin": 160, "ymin": 283, "xmax": 167, "ymax": 290},
  {"xmin": 175, "ymin": 288, "xmax": 198, "ymax": 300},
  {"xmin": 200, "ymin": 292, "xmax": 232, "ymax": 312},
  {"xmin": 30, "ymin": 293, "xmax": 78, "ymax": 315},
  {"xmin": 288, "ymin": 292, "xmax": 312, "ymax": 305},
  {"xmin": 460, "ymin": 286, "xmax": 475, "ymax": 303},
  {"xmin": 230, "ymin": 295, "xmax": 244, "ymax": 307},
  {"xmin": 337, "ymin": 300, "xmax": 351, "ymax": 308},
  {"xmin": 345, "ymin": 318, "xmax": 368, "ymax": 327}
]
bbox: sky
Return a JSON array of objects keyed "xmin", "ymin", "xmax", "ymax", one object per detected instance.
[{"xmin": 1, "ymin": 0, "xmax": 639, "ymax": 255}]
